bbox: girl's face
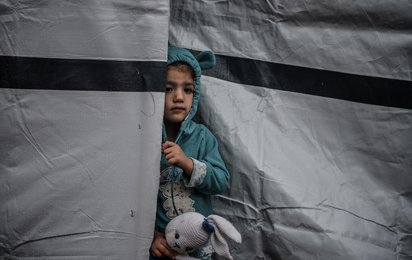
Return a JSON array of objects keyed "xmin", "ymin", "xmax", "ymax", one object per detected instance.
[{"xmin": 163, "ymin": 67, "xmax": 194, "ymax": 124}]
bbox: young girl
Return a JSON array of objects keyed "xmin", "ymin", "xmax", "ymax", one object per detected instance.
[{"xmin": 150, "ymin": 46, "xmax": 229, "ymax": 259}]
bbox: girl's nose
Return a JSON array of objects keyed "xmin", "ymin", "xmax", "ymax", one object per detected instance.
[{"xmin": 173, "ymin": 88, "xmax": 184, "ymax": 101}]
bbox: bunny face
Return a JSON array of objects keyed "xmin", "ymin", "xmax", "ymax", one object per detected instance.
[
  {"xmin": 165, "ymin": 212, "xmax": 210, "ymax": 255},
  {"xmin": 166, "ymin": 226, "xmax": 196, "ymax": 254}
]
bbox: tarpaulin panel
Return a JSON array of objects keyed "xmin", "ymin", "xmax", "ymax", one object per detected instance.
[
  {"xmin": 170, "ymin": 1, "xmax": 411, "ymax": 258},
  {"xmin": 0, "ymin": 89, "xmax": 165, "ymax": 259},
  {"xmin": 0, "ymin": 0, "xmax": 169, "ymax": 61},
  {"xmin": 197, "ymin": 76, "xmax": 412, "ymax": 259},
  {"xmin": 170, "ymin": 0, "xmax": 412, "ymax": 81},
  {"xmin": 1, "ymin": 0, "xmax": 169, "ymax": 259}
]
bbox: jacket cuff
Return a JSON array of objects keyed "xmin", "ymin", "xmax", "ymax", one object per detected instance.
[{"xmin": 184, "ymin": 158, "xmax": 207, "ymax": 187}]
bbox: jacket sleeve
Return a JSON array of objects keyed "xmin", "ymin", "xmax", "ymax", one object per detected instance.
[{"xmin": 183, "ymin": 126, "xmax": 230, "ymax": 195}]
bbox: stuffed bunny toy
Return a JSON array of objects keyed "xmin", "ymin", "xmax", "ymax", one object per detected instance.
[{"xmin": 165, "ymin": 212, "xmax": 241, "ymax": 260}]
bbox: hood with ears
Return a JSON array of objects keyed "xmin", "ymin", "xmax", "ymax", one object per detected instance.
[{"xmin": 166, "ymin": 45, "xmax": 216, "ymax": 126}]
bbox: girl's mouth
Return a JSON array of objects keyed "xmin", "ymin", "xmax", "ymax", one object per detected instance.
[{"xmin": 171, "ymin": 107, "xmax": 185, "ymax": 111}]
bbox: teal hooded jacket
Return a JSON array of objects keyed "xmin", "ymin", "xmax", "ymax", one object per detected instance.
[{"xmin": 155, "ymin": 46, "xmax": 230, "ymax": 233}]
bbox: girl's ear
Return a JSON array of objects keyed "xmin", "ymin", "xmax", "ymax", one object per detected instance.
[{"xmin": 195, "ymin": 51, "xmax": 216, "ymax": 70}]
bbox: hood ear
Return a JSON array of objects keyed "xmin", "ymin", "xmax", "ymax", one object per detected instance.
[{"xmin": 195, "ymin": 51, "xmax": 216, "ymax": 70}]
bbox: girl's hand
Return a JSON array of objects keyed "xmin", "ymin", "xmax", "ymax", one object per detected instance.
[
  {"xmin": 162, "ymin": 141, "xmax": 193, "ymax": 176},
  {"xmin": 150, "ymin": 231, "xmax": 176, "ymax": 259}
]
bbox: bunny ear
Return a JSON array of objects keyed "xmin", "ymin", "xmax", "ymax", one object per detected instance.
[
  {"xmin": 210, "ymin": 227, "xmax": 233, "ymax": 260},
  {"xmin": 208, "ymin": 215, "xmax": 242, "ymax": 244},
  {"xmin": 195, "ymin": 51, "xmax": 216, "ymax": 70}
]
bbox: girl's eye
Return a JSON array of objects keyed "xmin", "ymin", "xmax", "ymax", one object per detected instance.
[
  {"xmin": 184, "ymin": 87, "xmax": 194, "ymax": 94},
  {"xmin": 165, "ymin": 86, "xmax": 173, "ymax": 93}
]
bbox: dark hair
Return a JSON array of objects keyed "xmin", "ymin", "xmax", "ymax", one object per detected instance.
[{"xmin": 168, "ymin": 61, "xmax": 195, "ymax": 79}]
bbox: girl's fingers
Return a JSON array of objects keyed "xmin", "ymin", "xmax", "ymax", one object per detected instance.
[
  {"xmin": 163, "ymin": 146, "xmax": 174, "ymax": 155},
  {"xmin": 159, "ymin": 243, "xmax": 176, "ymax": 258},
  {"xmin": 152, "ymin": 242, "xmax": 175, "ymax": 258},
  {"xmin": 165, "ymin": 151, "xmax": 174, "ymax": 160},
  {"xmin": 166, "ymin": 155, "xmax": 176, "ymax": 164},
  {"xmin": 151, "ymin": 248, "xmax": 161, "ymax": 257},
  {"xmin": 162, "ymin": 141, "xmax": 175, "ymax": 150}
]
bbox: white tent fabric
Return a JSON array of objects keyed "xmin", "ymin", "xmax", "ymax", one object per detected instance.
[
  {"xmin": 0, "ymin": 0, "xmax": 168, "ymax": 61},
  {"xmin": 1, "ymin": 0, "xmax": 168, "ymax": 259},
  {"xmin": 170, "ymin": 0, "xmax": 412, "ymax": 81},
  {"xmin": 0, "ymin": 90, "xmax": 164, "ymax": 258},
  {"xmin": 170, "ymin": 1, "xmax": 412, "ymax": 259},
  {"xmin": 198, "ymin": 76, "xmax": 411, "ymax": 259}
]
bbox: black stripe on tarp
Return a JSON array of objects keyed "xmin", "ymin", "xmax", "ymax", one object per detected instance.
[
  {"xmin": 203, "ymin": 54, "xmax": 412, "ymax": 109},
  {"xmin": 0, "ymin": 55, "xmax": 166, "ymax": 92}
]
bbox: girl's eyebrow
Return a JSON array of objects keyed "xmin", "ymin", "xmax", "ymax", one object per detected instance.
[
  {"xmin": 166, "ymin": 81, "xmax": 177, "ymax": 86},
  {"xmin": 166, "ymin": 80, "xmax": 194, "ymax": 86}
]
